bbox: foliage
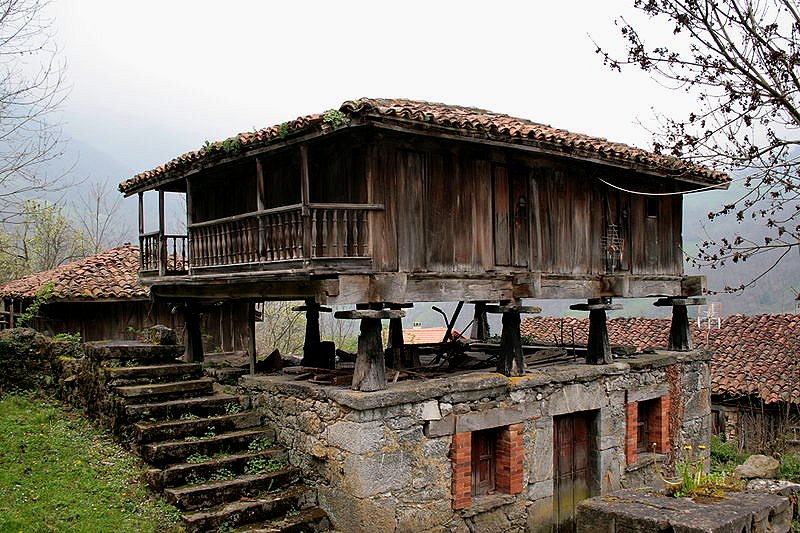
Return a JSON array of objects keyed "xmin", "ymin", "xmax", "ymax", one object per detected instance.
[
  {"xmin": 710, "ymin": 435, "xmax": 748, "ymax": 472},
  {"xmin": 0, "ymin": 0, "xmax": 70, "ymax": 225},
  {"xmin": 669, "ymin": 445, "xmax": 743, "ymax": 498},
  {"xmin": 0, "ymin": 327, "xmax": 55, "ymax": 393},
  {"xmin": 781, "ymin": 453, "xmax": 800, "ymax": 481},
  {"xmin": 0, "ymin": 199, "xmax": 89, "ymax": 283},
  {"xmin": 278, "ymin": 122, "xmax": 290, "ymax": 138},
  {"xmin": 208, "ymin": 468, "xmax": 235, "ymax": 481},
  {"xmin": 247, "ymin": 435, "xmax": 274, "ymax": 452},
  {"xmin": 322, "ymin": 109, "xmax": 348, "ymax": 128},
  {"xmin": 185, "ymin": 452, "xmax": 211, "ymax": 464},
  {"xmin": 598, "ymin": 0, "xmax": 800, "ymax": 290},
  {"xmin": 244, "ymin": 457, "xmax": 284, "ymax": 475},
  {"xmin": 202, "ymin": 136, "xmax": 242, "ymax": 156},
  {"xmin": 16, "ymin": 282, "xmax": 54, "ymax": 327},
  {"xmin": 0, "ymin": 392, "xmax": 180, "ymax": 531},
  {"xmin": 224, "ymin": 401, "xmax": 243, "ymax": 415},
  {"xmin": 255, "ymin": 301, "xmax": 306, "ymax": 357}
]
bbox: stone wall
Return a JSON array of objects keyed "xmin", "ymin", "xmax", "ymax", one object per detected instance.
[{"xmin": 242, "ymin": 351, "xmax": 711, "ymax": 533}]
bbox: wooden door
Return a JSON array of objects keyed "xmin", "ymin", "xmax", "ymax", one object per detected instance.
[
  {"xmin": 471, "ymin": 429, "xmax": 496, "ymax": 496},
  {"xmin": 554, "ymin": 411, "xmax": 595, "ymax": 533},
  {"xmin": 397, "ymin": 150, "xmax": 427, "ymax": 272},
  {"xmin": 493, "ymin": 165, "xmax": 529, "ymax": 267}
]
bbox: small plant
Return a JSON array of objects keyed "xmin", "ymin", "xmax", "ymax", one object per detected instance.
[
  {"xmin": 184, "ymin": 435, "xmax": 200, "ymax": 442},
  {"xmin": 17, "ymin": 283, "xmax": 55, "ymax": 327},
  {"xmin": 217, "ymin": 522, "xmax": 235, "ymax": 533},
  {"xmin": 285, "ymin": 507, "xmax": 300, "ymax": 517},
  {"xmin": 322, "ymin": 109, "xmax": 348, "ymax": 128},
  {"xmin": 781, "ymin": 454, "xmax": 800, "ymax": 482},
  {"xmin": 208, "ymin": 468, "xmax": 235, "ymax": 481},
  {"xmin": 244, "ymin": 457, "xmax": 284, "ymax": 475},
  {"xmin": 248, "ymin": 436, "xmax": 274, "ymax": 452},
  {"xmin": 224, "ymin": 402, "xmax": 243, "ymax": 415},
  {"xmin": 667, "ymin": 445, "xmax": 742, "ymax": 499},
  {"xmin": 203, "ymin": 426, "xmax": 217, "ymax": 439},
  {"xmin": 180, "ymin": 412, "xmax": 200, "ymax": 421},
  {"xmin": 185, "ymin": 453, "xmax": 211, "ymax": 464},
  {"xmin": 184, "ymin": 472, "xmax": 206, "ymax": 486},
  {"xmin": 278, "ymin": 122, "xmax": 290, "ymax": 138},
  {"xmin": 710, "ymin": 436, "xmax": 748, "ymax": 473},
  {"xmin": 53, "ymin": 332, "xmax": 81, "ymax": 343}
]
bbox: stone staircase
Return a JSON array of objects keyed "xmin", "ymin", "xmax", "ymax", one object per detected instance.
[{"xmin": 84, "ymin": 341, "xmax": 329, "ymax": 533}]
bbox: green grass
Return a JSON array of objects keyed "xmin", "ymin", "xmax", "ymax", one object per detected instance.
[
  {"xmin": 0, "ymin": 393, "xmax": 181, "ymax": 532},
  {"xmin": 781, "ymin": 454, "xmax": 800, "ymax": 482},
  {"xmin": 709, "ymin": 436, "xmax": 748, "ymax": 474}
]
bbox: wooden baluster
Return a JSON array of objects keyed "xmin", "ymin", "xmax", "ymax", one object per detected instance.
[
  {"xmin": 266, "ymin": 215, "xmax": 273, "ymax": 261},
  {"xmin": 353, "ymin": 210, "xmax": 360, "ymax": 257},
  {"xmin": 295, "ymin": 210, "xmax": 302, "ymax": 258},
  {"xmin": 321, "ymin": 210, "xmax": 328, "ymax": 257},
  {"xmin": 311, "ymin": 209, "xmax": 318, "ymax": 257},
  {"xmin": 342, "ymin": 209, "xmax": 350, "ymax": 256},
  {"xmin": 279, "ymin": 213, "xmax": 286, "ymax": 260},
  {"xmin": 332, "ymin": 210, "xmax": 339, "ymax": 256}
]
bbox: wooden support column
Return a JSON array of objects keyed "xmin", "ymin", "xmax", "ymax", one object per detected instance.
[
  {"xmin": 385, "ymin": 303, "xmax": 413, "ymax": 370},
  {"xmin": 569, "ymin": 298, "xmax": 622, "ymax": 365},
  {"xmin": 138, "ymin": 192, "xmax": 145, "ymax": 270},
  {"xmin": 470, "ymin": 301, "xmax": 491, "ymax": 341},
  {"xmin": 248, "ymin": 302, "xmax": 257, "ymax": 374},
  {"xmin": 335, "ymin": 308, "xmax": 405, "ymax": 392},
  {"xmin": 158, "ymin": 189, "xmax": 166, "ymax": 276},
  {"xmin": 654, "ymin": 297, "xmax": 706, "ymax": 352},
  {"xmin": 295, "ymin": 298, "xmax": 332, "ymax": 368},
  {"xmin": 255, "ymin": 158, "xmax": 266, "ymax": 260},
  {"xmin": 183, "ymin": 304, "xmax": 204, "ymax": 363},
  {"xmin": 487, "ymin": 301, "xmax": 542, "ymax": 377},
  {"xmin": 299, "ymin": 145, "xmax": 312, "ymax": 259}
]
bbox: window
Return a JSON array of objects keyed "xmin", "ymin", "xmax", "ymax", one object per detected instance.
[
  {"xmin": 451, "ymin": 424, "xmax": 524, "ymax": 509},
  {"xmin": 645, "ymin": 197, "xmax": 659, "ymax": 218},
  {"xmin": 626, "ymin": 396, "xmax": 671, "ymax": 464}
]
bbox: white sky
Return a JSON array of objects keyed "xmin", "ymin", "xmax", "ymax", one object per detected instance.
[{"xmin": 50, "ymin": 0, "xmax": 693, "ymax": 176}]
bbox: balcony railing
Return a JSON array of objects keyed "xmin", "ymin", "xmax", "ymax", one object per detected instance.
[
  {"xmin": 158, "ymin": 203, "xmax": 384, "ymax": 273},
  {"xmin": 139, "ymin": 231, "xmax": 189, "ymax": 273}
]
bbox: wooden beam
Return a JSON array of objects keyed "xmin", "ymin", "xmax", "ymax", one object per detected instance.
[
  {"xmin": 587, "ymin": 309, "xmax": 612, "ymax": 364},
  {"xmin": 248, "ymin": 302, "xmax": 257, "ymax": 374},
  {"xmin": 470, "ymin": 301, "xmax": 491, "ymax": 341},
  {"xmin": 183, "ymin": 305, "xmax": 204, "ymax": 363},
  {"xmin": 300, "ymin": 298, "xmax": 328, "ymax": 368},
  {"xmin": 385, "ymin": 303, "xmax": 409, "ymax": 369},
  {"xmin": 668, "ymin": 304, "xmax": 692, "ymax": 352},
  {"xmin": 158, "ymin": 190, "xmax": 166, "ymax": 277},
  {"xmin": 352, "ymin": 317, "xmax": 386, "ymax": 391},
  {"xmin": 335, "ymin": 309, "xmax": 405, "ymax": 320}
]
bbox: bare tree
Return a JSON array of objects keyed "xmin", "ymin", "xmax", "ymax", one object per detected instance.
[
  {"xmin": 0, "ymin": 0, "xmax": 68, "ymax": 224},
  {"xmin": 254, "ymin": 301, "xmax": 306, "ymax": 357},
  {"xmin": 597, "ymin": 0, "xmax": 800, "ymax": 290},
  {"xmin": 73, "ymin": 181, "xmax": 125, "ymax": 255}
]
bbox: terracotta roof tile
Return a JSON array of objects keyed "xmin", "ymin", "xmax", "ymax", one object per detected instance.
[
  {"xmin": 119, "ymin": 98, "xmax": 728, "ymax": 194},
  {"xmin": 403, "ymin": 327, "xmax": 467, "ymax": 345},
  {"xmin": 0, "ymin": 244, "xmax": 148, "ymax": 301},
  {"xmin": 522, "ymin": 314, "xmax": 800, "ymax": 405}
]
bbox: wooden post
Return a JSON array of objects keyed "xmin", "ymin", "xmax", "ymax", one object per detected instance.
[
  {"xmin": 299, "ymin": 145, "xmax": 312, "ymax": 259},
  {"xmin": 654, "ymin": 297, "xmax": 706, "ymax": 352},
  {"xmin": 470, "ymin": 301, "xmax": 490, "ymax": 341},
  {"xmin": 302, "ymin": 298, "xmax": 321, "ymax": 367},
  {"xmin": 569, "ymin": 298, "xmax": 622, "ymax": 365},
  {"xmin": 498, "ymin": 310, "xmax": 524, "ymax": 377},
  {"xmin": 487, "ymin": 301, "xmax": 541, "ymax": 377},
  {"xmin": 185, "ymin": 177, "xmax": 193, "ymax": 270},
  {"xmin": 385, "ymin": 303, "xmax": 413, "ymax": 370},
  {"xmin": 183, "ymin": 305, "xmax": 204, "ymax": 363},
  {"xmin": 248, "ymin": 302, "xmax": 257, "ymax": 374},
  {"xmin": 587, "ymin": 309, "xmax": 612, "ymax": 365},
  {"xmin": 138, "ymin": 192, "xmax": 145, "ymax": 270},
  {"xmin": 334, "ymin": 308, "xmax": 405, "ymax": 392},
  {"xmin": 158, "ymin": 189, "xmax": 166, "ymax": 276},
  {"xmin": 353, "ymin": 317, "xmax": 385, "ymax": 392},
  {"xmin": 255, "ymin": 158, "xmax": 266, "ymax": 260}
]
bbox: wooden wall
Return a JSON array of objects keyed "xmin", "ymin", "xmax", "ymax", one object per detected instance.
[{"xmin": 31, "ymin": 300, "xmax": 251, "ymax": 353}]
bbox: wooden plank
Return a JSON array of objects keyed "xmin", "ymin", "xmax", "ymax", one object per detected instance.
[
  {"xmin": 397, "ymin": 149, "xmax": 426, "ymax": 272},
  {"xmin": 493, "ymin": 164, "xmax": 511, "ymax": 266},
  {"xmin": 425, "ymin": 151, "xmax": 454, "ymax": 272},
  {"xmin": 472, "ymin": 160, "xmax": 494, "ymax": 270},
  {"xmin": 510, "ymin": 167, "xmax": 530, "ymax": 267}
]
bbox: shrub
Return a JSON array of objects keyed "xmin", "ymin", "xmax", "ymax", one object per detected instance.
[
  {"xmin": 710, "ymin": 435, "xmax": 748, "ymax": 473},
  {"xmin": 781, "ymin": 454, "xmax": 800, "ymax": 482}
]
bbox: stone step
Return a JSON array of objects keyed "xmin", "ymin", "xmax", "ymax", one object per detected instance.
[
  {"xmin": 85, "ymin": 341, "xmax": 184, "ymax": 363},
  {"xmin": 146, "ymin": 448, "xmax": 288, "ymax": 490},
  {"xmin": 180, "ymin": 484, "xmax": 310, "ymax": 533},
  {"xmin": 114, "ymin": 378, "xmax": 214, "ymax": 403},
  {"xmin": 204, "ymin": 366, "xmax": 249, "ymax": 385},
  {"xmin": 133, "ymin": 411, "xmax": 262, "ymax": 443},
  {"xmin": 241, "ymin": 507, "xmax": 330, "ymax": 533},
  {"xmin": 164, "ymin": 468, "xmax": 301, "ymax": 511},
  {"xmin": 125, "ymin": 393, "xmax": 243, "ymax": 422},
  {"xmin": 141, "ymin": 428, "xmax": 276, "ymax": 466},
  {"xmin": 104, "ymin": 363, "xmax": 204, "ymax": 385}
]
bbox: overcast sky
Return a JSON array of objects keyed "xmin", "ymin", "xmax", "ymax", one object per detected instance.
[{"xmin": 50, "ymin": 1, "xmax": 692, "ymax": 178}]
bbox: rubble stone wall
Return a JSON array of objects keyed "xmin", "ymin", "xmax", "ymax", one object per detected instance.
[{"xmin": 242, "ymin": 351, "xmax": 711, "ymax": 533}]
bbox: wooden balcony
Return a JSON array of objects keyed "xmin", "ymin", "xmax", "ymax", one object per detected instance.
[{"xmin": 140, "ymin": 203, "xmax": 383, "ymax": 276}]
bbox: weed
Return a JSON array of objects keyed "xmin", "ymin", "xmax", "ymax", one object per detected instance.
[
  {"xmin": 184, "ymin": 435, "xmax": 201, "ymax": 442},
  {"xmin": 217, "ymin": 522, "xmax": 236, "ymax": 533},
  {"xmin": 285, "ymin": 507, "xmax": 300, "ymax": 517},
  {"xmin": 179, "ymin": 412, "xmax": 200, "ymax": 421},
  {"xmin": 53, "ymin": 332, "xmax": 81, "ymax": 343},
  {"xmin": 710, "ymin": 436, "xmax": 748, "ymax": 473},
  {"xmin": 248, "ymin": 435, "xmax": 274, "ymax": 452},
  {"xmin": 224, "ymin": 402, "xmax": 243, "ymax": 415},
  {"xmin": 185, "ymin": 453, "xmax": 211, "ymax": 464},
  {"xmin": 184, "ymin": 472, "xmax": 206, "ymax": 486},
  {"xmin": 667, "ymin": 445, "xmax": 742, "ymax": 499},
  {"xmin": 244, "ymin": 457, "xmax": 284, "ymax": 475},
  {"xmin": 208, "ymin": 468, "xmax": 235, "ymax": 481},
  {"xmin": 781, "ymin": 454, "xmax": 800, "ymax": 482},
  {"xmin": 203, "ymin": 426, "xmax": 217, "ymax": 439},
  {"xmin": 278, "ymin": 122, "xmax": 290, "ymax": 138},
  {"xmin": 322, "ymin": 109, "xmax": 348, "ymax": 128}
]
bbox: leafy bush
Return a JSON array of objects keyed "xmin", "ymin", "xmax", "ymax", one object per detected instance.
[
  {"xmin": 781, "ymin": 454, "xmax": 800, "ymax": 482},
  {"xmin": 710, "ymin": 436, "xmax": 748, "ymax": 473}
]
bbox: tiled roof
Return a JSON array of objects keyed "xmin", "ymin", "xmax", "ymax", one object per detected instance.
[
  {"xmin": 0, "ymin": 244, "xmax": 148, "ymax": 301},
  {"xmin": 522, "ymin": 315, "xmax": 800, "ymax": 405},
  {"xmin": 119, "ymin": 97, "xmax": 729, "ymax": 194},
  {"xmin": 403, "ymin": 327, "xmax": 468, "ymax": 345}
]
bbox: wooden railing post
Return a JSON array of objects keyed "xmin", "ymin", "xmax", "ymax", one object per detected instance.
[{"xmin": 158, "ymin": 190, "xmax": 166, "ymax": 276}]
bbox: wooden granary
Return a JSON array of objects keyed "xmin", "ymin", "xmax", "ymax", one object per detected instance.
[{"xmin": 119, "ymin": 98, "xmax": 728, "ymax": 390}]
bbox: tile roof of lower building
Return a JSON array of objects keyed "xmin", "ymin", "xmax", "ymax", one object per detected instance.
[
  {"xmin": 402, "ymin": 327, "xmax": 468, "ymax": 345},
  {"xmin": 522, "ymin": 314, "xmax": 800, "ymax": 405},
  {"xmin": 119, "ymin": 97, "xmax": 729, "ymax": 194},
  {"xmin": 0, "ymin": 244, "xmax": 148, "ymax": 301}
]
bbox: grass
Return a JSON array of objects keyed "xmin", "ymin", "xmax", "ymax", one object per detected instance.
[
  {"xmin": 0, "ymin": 392, "xmax": 181, "ymax": 533},
  {"xmin": 780, "ymin": 453, "xmax": 800, "ymax": 482}
]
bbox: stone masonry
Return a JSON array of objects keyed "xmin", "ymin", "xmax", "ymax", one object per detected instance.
[{"xmin": 241, "ymin": 351, "xmax": 711, "ymax": 533}]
